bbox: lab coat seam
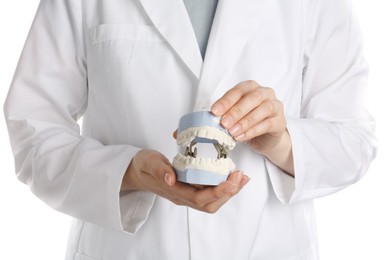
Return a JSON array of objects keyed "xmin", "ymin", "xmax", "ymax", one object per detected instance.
[
  {"xmin": 302, "ymin": 202, "xmax": 315, "ymax": 255},
  {"xmin": 186, "ymin": 207, "xmax": 192, "ymax": 260},
  {"xmin": 74, "ymin": 221, "xmax": 86, "ymax": 259},
  {"xmin": 77, "ymin": 0, "xmax": 87, "ymax": 65},
  {"xmin": 127, "ymin": 15, "xmax": 143, "ymax": 64},
  {"xmin": 247, "ymin": 205, "xmax": 267, "ymax": 258},
  {"xmin": 300, "ymin": 0, "xmax": 321, "ymax": 116},
  {"xmin": 299, "ymin": 0, "xmax": 306, "ymax": 112},
  {"xmin": 69, "ymin": 0, "xmax": 88, "ymax": 119},
  {"xmin": 80, "ymin": 0, "xmax": 87, "ymax": 59}
]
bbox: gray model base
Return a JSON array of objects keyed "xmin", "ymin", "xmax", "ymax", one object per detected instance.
[{"xmin": 174, "ymin": 168, "xmax": 228, "ymax": 186}]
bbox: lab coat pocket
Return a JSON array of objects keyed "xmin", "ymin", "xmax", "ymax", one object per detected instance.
[
  {"xmin": 88, "ymin": 24, "xmax": 165, "ymax": 65},
  {"xmin": 75, "ymin": 252, "xmax": 101, "ymax": 260},
  {"xmin": 89, "ymin": 24, "xmax": 165, "ymax": 44}
]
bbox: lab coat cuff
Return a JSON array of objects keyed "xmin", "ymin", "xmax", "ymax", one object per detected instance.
[
  {"xmin": 107, "ymin": 146, "xmax": 156, "ymax": 234},
  {"xmin": 265, "ymin": 118, "xmax": 307, "ymax": 205},
  {"xmin": 265, "ymin": 158, "xmax": 295, "ymax": 204},
  {"xmin": 119, "ymin": 191, "xmax": 156, "ymax": 234}
]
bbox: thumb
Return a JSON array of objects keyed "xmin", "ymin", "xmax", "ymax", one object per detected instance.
[
  {"xmin": 164, "ymin": 170, "xmax": 177, "ymax": 186},
  {"xmin": 152, "ymin": 156, "xmax": 177, "ymax": 186},
  {"xmin": 172, "ymin": 129, "xmax": 178, "ymax": 140}
]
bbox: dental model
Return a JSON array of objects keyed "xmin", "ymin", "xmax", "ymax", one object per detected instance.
[{"xmin": 172, "ymin": 111, "xmax": 236, "ymax": 186}]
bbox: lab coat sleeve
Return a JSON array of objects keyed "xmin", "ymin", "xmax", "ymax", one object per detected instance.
[
  {"xmin": 3, "ymin": 0, "xmax": 155, "ymax": 234},
  {"xmin": 266, "ymin": 0, "xmax": 377, "ymax": 204}
]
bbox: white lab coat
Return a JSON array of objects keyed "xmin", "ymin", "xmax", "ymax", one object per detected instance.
[{"xmin": 4, "ymin": 0, "xmax": 377, "ymax": 259}]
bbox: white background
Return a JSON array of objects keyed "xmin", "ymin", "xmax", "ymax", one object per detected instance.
[{"xmin": 0, "ymin": 1, "xmax": 389, "ymax": 259}]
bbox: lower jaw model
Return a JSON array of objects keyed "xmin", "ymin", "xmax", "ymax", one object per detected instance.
[{"xmin": 172, "ymin": 111, "xmax": 236, "ymax": 186}]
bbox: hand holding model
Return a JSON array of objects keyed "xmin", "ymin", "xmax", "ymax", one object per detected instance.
[
  {"xmin": 121, "ymin": 80, "xmax": 292, "ymax": 213},
  {"xmin": 121, "ymin": 149, "xmax": 248, "ymax": 213},
  {"xmin": 211, "ymin": 80, "xmax": 294, "ymax": 176}
]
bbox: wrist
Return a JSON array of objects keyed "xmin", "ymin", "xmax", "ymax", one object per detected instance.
[
  {"xmin": 263, "ymin": 130, "xmax": 295, "ymax": 176},
  {"xmin": 121, "ymin": 153, "xmax": 143, "ymax": 192}
]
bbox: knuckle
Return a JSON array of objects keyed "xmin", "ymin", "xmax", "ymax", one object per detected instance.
[
  {"xmin": 227, "ymin": 188, "xmax": 239, "ymax": 197},
  {"xmin": 220, "ymin": 89, "xmax": 242, "ymax": 108},
  {"xmin": 242, "ymin": 114, "xmax": 255, "ymax": 128},
  {"xmin": 263, "ymin": 87, "xmax": 276, "ymax": 98},
  {"xmin": 229, "ymin": 88, "xmax": 244, "ymax": 100},
  {"xmin": 264, "ymin": 101, "xmax": 275, "ymax": 114},
  {"xmin": 275, "ymin": 100, "xmax": 285, "ymax": 113},
  {"xmin": 250, "ymin": 89, "xmax": 263, "ymax": 101},
  {"xmin": 236, "ymin": 81, "xmax": 256, "ymax": 94},
  {"xmin": 230, "ymin": 106, "xmax": 244, "ymax": 119},
  {"xmin": 251, "ymin": 121, "xmax": 268, "ymax": 136},
  {"xmin": 250, "ymin": 79, "xmax": 263, "ymax": 87},
  {"xmin": 217, "ymin": 98, "xmax": 230, "ymax": 110},
  {"xmin": 203, "ymin": 205, "xmax": 219, "ymax": 214},
  {"xmin": 245, "ymin": 80, "xmax": 258, "ymax": 87},
  {"xmin": 275, "ymin": 116, "xmax": 287, "ymax": 131},
  {"xmin": 264, "ymin": 119, "xmax": 273, "ymax": 130}
]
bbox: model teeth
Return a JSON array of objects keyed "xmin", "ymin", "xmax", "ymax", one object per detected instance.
[
  {"xmin": 177, "ymin": 126, "xmax": 236, "ymax": 150},
  {"xmin": 172, "ymin": 153, "xmax": 235, "ymax": 175}
]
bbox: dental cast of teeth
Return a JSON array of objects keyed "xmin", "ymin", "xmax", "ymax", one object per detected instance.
[
  {"xmin": 176, "ymin": 126, "xmax": 236, "ymax": 150},
  {"xmin": 172, "ymin": 111, "xmax": 237, "ymax": 185},
  {"xmin": 172, "ymin": 153, "xmax": 236, "ymax": 175}
]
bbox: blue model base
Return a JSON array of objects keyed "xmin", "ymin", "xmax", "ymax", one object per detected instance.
[
  {"xmin": 174, "ymin": 168, "xmax": 228, "ymax": 186},
  {"xmin": 177, "ymin": 111, "xmax": 229, "ymax": 135}
]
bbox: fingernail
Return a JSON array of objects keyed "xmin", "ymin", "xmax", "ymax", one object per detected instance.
[
  {"xmin": 233, "ymin": 171, "xmax": 243, "ymax": 184},
  {"xmin": 221, "ymin": 115, "xmax": 234, "ymax": 128},
  {"xmin": 235, "ymin": 133, "xmax": 245, "ymax": 141},
  {"xmin": 165, "ymin": 173, "xmax": 173, "ymax": 186},
  {"xmin": 242, "ymin": 176, "xmax": 251, "ymax": 186},
  {"xmin": 230, "ymin": 124, "xmax": 241, "ymax": 136},
  {"xmin": 211, "ymin": 103, "xmax": 224, "ymax": 116}
]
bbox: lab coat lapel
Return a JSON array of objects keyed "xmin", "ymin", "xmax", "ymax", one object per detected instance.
[
  {"xmin": 138, "ymin": 0, "xmax": 203, "ymax": 79},
  {"xmin": 194, "ymin": 0, "xmax": 267, "ymax": 110}
]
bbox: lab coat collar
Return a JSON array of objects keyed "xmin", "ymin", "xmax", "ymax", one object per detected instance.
[
  {"xmin": 194, "ymin": 0, "xmax": 267, "ymax": 110},
  {"xmin": 138, "ymin": 0, "xmax": 203, "ymax": 79},
  {"xmin": 139, "ymin": 0, "xmax": 266, "ymax": 110}
]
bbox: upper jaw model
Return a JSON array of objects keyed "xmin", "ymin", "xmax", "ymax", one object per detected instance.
[{"xmin": 172, "ymin": 111, "xmax": 236, "ymax": 186}]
